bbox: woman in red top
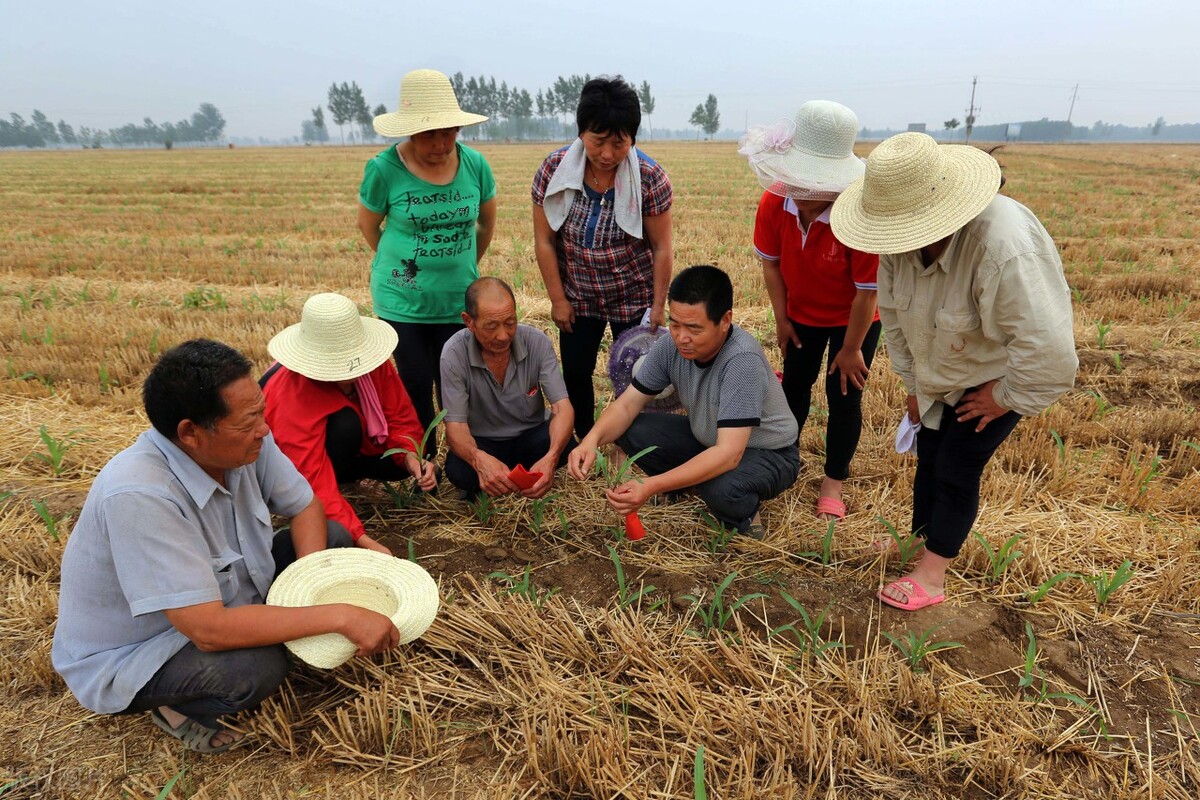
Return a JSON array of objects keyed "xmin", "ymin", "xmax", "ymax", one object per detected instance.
[
  {"xmin": 740, "ymin": 101, "xmax": 880, "ymax": 521},
  {"xmin": 262, "ymin": 293, "xmax": 438, "ymax": 555}
]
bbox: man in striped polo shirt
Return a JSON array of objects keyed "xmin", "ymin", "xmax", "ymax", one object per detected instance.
[{"xmin": 567, "ymin": 265, "xmax": 800, "ymax": 538}]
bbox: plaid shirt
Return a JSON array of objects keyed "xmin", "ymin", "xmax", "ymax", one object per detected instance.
[{"xmin": 532, "ymin": 147, "xmax": 672, "ymax": 322}]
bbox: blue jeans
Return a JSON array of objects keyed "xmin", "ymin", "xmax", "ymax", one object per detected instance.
[
  {"xmin": 617, "ymin": 414, "xmax": 800, "ymax": 532},
  {"xmin": 120, "ymin": 521, "xmax": 354, "ymax": 729}
]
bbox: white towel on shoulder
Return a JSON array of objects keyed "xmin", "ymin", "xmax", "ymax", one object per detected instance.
[{"xmin": 542, "ymin": 138, "xmax": 643, "ymax": 239}]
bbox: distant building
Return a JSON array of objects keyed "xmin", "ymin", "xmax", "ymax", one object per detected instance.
[{"xmin": 906, "ymin": 123, "xmax": 927, "ymax": 133}]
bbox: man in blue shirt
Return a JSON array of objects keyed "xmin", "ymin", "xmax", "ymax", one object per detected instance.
[{"xmin": 52, "ymin": 339, "xmax": 399, "ymax": 753}]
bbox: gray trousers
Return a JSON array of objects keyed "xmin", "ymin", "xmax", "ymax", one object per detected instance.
[
  {"xmin": 617, "ymin": 414, "xmax": 800, "ymax": 532},
  {"xmin": 121, "ymin": 521, "xmax": 354, "ymax": 729}
]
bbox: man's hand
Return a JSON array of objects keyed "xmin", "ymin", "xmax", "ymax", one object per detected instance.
[
  {"xmin": 776, "ymin": 319, "xmax": 801, "ymax": 353},
  {"xmin": 605, "ymin": 479, "xmax": 653, "ymax": 516},
  {"xmin": 906, "ymin": 394, "xmax": 920, "ymax": 424},
  {"xmin": 567, "ymin": 445, "xmax": 597, "ymax": 481},
  {"xmin": 648, "ymin": 304, "xmax": 667, "ymax": 332},
  {"xmin": 475, "ymin": 450, "xmax": 519, "ymax": 496},
  {"xmin": 338, "ymin": 605, "xmax": 400, "ymax": 658},
  {"xmin": 956, "ymin": 380, "xmax": 1007, "ymax": 432},
  {"xmin": 406, "ymin": 454, "xmax": 438, "ymax": 492},
  {"xmin": 520, "ymin": 454, "xmax": 558, "ymax": 499},
  {"xmin": 354, "ymin": 534, "xmax": 393, "ymax": 556},
  {"xmin": 828, "ymin": 347, "xmax": 869, "ymax": 395},
  {"xmin": 551, "ymin": 297, "xmax": 575, "ymax": 334}
]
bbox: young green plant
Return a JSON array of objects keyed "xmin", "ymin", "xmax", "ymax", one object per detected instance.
[
  {"xmin": 972, "ymin": 530, "xmax": 1023, "ymax": 584},
  {"xmin": 607, "ymin": 545, "xmax": 660, "ymax": 610},
  {"xmin": 32, "ymin": 424, "xmax": 81, "ymax": 477},
  {"xmin": 769, "ymin": 591, "xmax": 845, "ymax": 659},
  {"xmin": 488, "ymin": 564, "xmax": 559, "ymax": 608},
  {"xmin": 593, "ymin": 445, "xmax": 657, "ymax": 541},
  {"xmin": 883, "ymin": 622, "xmax": 964, "ymax": 673},
  {"xmin": 681, "ymin": 572, "xmax": 766, "ymax": 636}
]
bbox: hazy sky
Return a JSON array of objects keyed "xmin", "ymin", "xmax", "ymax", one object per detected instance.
[{"xmin": 4, "ymin": 1, "xmax": 1198, "ymax": 140}]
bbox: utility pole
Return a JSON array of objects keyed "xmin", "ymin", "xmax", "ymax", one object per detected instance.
[
  {"xmin": 964, "ymin": 75, "xmax": 979, "ymax": 144},
  {"xmin": 1066, "ymin": 83, "xmax": 1079, "ymax": 126}
]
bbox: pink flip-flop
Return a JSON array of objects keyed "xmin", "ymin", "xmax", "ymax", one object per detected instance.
[
  {"xmin": 878, "ymin": 578, "xmax": 945, "ymax": 611},
  {"xmin": 816, "ymin": 496, "xmax": 846, "ymax": 520}
]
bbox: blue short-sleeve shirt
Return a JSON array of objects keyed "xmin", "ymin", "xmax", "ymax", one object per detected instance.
[{"xmin": 51, "ymin": 428, "xmax": 313, "ymax": 714}]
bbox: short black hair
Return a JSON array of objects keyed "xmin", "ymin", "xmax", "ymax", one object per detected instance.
[
  {"xmin": 464, "ymin": 276, "xmax": 516, "ymax": 319},
  {"xmin": 668, "ymin": 265, "xmax": 733, "ymax": 324},
  {"xmin": 143, "ymin": 339, "xmax": 253, "ymax": 439},
  {"xmin": 576, "ymin": 76, "xmax": 641, "ymax": 144}
]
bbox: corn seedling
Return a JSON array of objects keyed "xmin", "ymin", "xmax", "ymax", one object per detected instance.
[
  {"xmin": 1096, "ymin": 319, "xmax": 1113, "ymax": 349},
  {"xmin": 693, "ymin": 745, "xmax": 707, "ymax": 800},
  {"xmin": 31, "ymin": 498, "xmax": 70, "ymax": 542},
  {"xmin": 529, "ymin": 494, "xmax": 559, "ymax": 536},
  {"xmin": 1085, "ymin": 559, "xmax": 1134, "ymax": 609},
  {"xmin": 382, "ymin": 408, "xmax": 447, "ymax": 463},
  {"xmin": 1085, "ymin": 389, "xmax": 1115, "ymax": 420},
  {"xmin": 155, "ymin": 769, "xmax": 185, "ymax": 800},
  {"xmin": 681, "ymin": 572, "xmax": 766, "ymax": 636},
  {"xmin": 32, "ymin": 425, "xmax": 81, "ymax": 476},
  {"xmin": 972, "ymin": 530, "xmax": 1023, "ymax": 584},
  {"xmin": 593, "ymin": 445, "xmax": 657, "ymax": 540},
  {"xmin": 1026, "ymin": 571, "xmax": 1080, "ymax": 604},
  {"xmin": 1128, "ymin": 451, "xmax": 1162, "ymax": 497},
  {"xmin": 797, "ymin": 519, "xmax": 836, "ymax": 566},
  {"xmin": 470, "ymin": 493, "xmax": 496, "ymax": 524},
  {"xmin": 607, "ymin": 545, "xmax": 661, "ymax": 610},
  {"xmin": 876, "ymin": 516, "xmax": 925, "ymax": 568},
  {"xmin": 182, "ymin": 284, "xmax": 227, "ymax": 310},
  {"xmin": 380, "ymin": 480, "xmax": 421, "ymax": 510},
  {"xmin": 488, "ymin": 565, "xmax": 558, "ymax": 608},
  {"xmin": 555, "ymin": 507, "xmax": 571, "ymax": 536},
  {"xmin": 1109, "ymin": 351, "xmax": 1123, "ymax": 372},
  {"xmin": 883, "ymin": 622, "xmax": 964, "ymax": 672},
  {"xmin": 1049, "ymin": 429, "xmax": 1067, "ymax": 464},
  {"xmin": 699, "ymin": 511, "xmax": 735, "ymax": 554},
  {"xmin": 406, "ymin": 537, "xmax": 417, "ymax": 564},
  {"xmin": 1018, "ymin": 621, "xmax": 1100, "ymax": 712},
  {"xmin": 769, "ymin": 591, "xmax": 845, "ymax": 659}
]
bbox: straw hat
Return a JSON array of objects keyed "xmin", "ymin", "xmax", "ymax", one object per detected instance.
[
  {"xmin": 267, "ymin": 293, "xmax": 397, "ymax": 382},
  {"xmin": 830, "ymin": 132, "xmax": 1002, "ymax": 255},
  {"xmin": 266, "ymin": 548, "xmax": 440, "ymax": 669},
  {"xmin": 739, "ymin": 100, "xmax": 865, "ymax": 200},
  {"xmin": 372, "ymin": 69, "xmax": 488, "ymax": 138}
]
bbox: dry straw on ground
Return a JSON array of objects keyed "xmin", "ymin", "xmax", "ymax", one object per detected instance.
[{"xmin": 1, "ymin": 141, "xmax": 1198, "ymax": 798}]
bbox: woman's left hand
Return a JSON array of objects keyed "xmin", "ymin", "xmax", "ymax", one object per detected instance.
[{"xmin": 407, "ymin": 454, "xmax": 439, "ymax": 492}]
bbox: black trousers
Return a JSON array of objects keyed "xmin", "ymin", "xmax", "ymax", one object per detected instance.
[
  {"xmin": 781, "ymin": 319, "xmax": 882, "ymax": 481},
  {"xmin": 912, "ymin": 399, "xmax": 1021, "ymax": 559},
  {"xmin": 382, "ymin": 319, "xmax": 464, "ymax": 459},
  {"xmin": 559, "ymin": 315, "xmax": 640, "ymax": 440},
  {"xmin": 444, "ymin": 420, "xmax": 575, "ymax": 497}
]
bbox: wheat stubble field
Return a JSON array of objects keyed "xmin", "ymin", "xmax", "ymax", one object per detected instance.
[{"xmin": 1, "ymin": 141, "xmax": 1198, "ymax": 798}]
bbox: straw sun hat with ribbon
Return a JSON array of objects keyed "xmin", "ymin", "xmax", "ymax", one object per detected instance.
[
  {"xmin": 739, "ymin": 100, "xmax": 865, "ymax": 202},
  {"xmin": 830, "ymin": 132, "xmax": 1002, "ymax": 255},
  {"xmin": 372, "ymin": 69, "xmax": 488, "ymax": 139},
  {"xmin": 267, "ymin": 548, "xmax": 440, "ymax": 669},
  {"xmin": 267, "ymin": 292, "xmax": 398, "ymax": 383}
]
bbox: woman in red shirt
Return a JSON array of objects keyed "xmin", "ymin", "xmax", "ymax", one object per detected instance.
[
  {"xmin": 262, "ymin": 293, "xmax": 438, "ymax": 555},
  {"xmin": 740, "ymin": 101, "xmax": 880, "ymax": 521}
]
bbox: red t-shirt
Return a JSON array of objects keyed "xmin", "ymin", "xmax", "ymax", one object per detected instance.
[
  {"xmin": 263, "ymin": 362, "xmax": 423, "ymax": 540},
  {"xmin": 753, "ymin": 192, "xmax": 879, "ymax": 328}
]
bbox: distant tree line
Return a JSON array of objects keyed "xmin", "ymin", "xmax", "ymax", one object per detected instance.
[
  {"xmin": 0, "ymin": 104, "xmax": 226, "ymax": 148},
  {"xmin": 303, "ymin": 74, "xmax": 660, "ymax": 144}
]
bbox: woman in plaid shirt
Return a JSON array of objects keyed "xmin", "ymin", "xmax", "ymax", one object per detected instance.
[{"xmin": 532, "ymin": 76, "xmax": 674, "ymax": 439}]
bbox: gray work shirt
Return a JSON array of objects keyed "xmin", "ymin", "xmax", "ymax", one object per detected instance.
[
  {"xmin": 440, "ymin": 324, "xmax": 570, "ymax": 439},
  {"xmin": 51, "ymin": 428, "xmax": 313, "ymax": 714},
  {"xmin": 632, "ymin": 324, "xmax": 798, "ymax": 450}
]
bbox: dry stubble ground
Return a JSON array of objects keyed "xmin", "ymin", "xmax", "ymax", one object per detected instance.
[{"xmin": 0, "ymin": 141, "xmax": 1198, "ymax": 798}]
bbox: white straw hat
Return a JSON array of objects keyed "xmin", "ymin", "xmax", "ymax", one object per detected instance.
[
  {"xmin": 267, "ymin": 293, "xmax": 397, "ymax": 382},
  {"xmin": 830, "ymin": 132, "xmax": 1002, "ymax": 255},
  {"xmin": 372, "ymin": 69, "xmax": 488, "ymax": 138},
  {"xmin": 739, "ymin": 100, "xmax": 865, "ymax": 200},
  {"xmin": 266, "ymin": 548, "xmax": 440, "ymax": 669}
]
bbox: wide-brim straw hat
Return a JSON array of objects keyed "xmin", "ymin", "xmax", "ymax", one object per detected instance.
[
  {"xmin": 373, "ymin": 69, "xmax": 488, "ymax": 138},
  {"xmin": 266, "ymin": 548, "xmax": 440, "ymax": 669},
  {"xmin": 830, "ymin": 132, "xmax": 1002, "ymax": 255},
  {"xmin": 268, "ymin": 293, "xmax": 397, "ymax": 382},
  {"xmin": 740, "ymin": 100, "xmax": 865, "ymax": 200}
]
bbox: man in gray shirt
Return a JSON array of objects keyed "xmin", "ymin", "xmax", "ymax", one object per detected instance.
[
  {"xmin": 441, "ymin": 277, "xmax": 575, "ymax": 499},
  {"xmin": 52, "ymin": 340, "xmax": 399, "ymax": 753},
  {"xmin": 568, "ymin": 265, "xmax": 800, "ymax": 538}
]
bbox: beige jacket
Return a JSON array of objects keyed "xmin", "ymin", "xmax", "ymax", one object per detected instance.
[{"xmin": 877, "ymin": 194, "xmax": 1078, "ymax": 429}]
